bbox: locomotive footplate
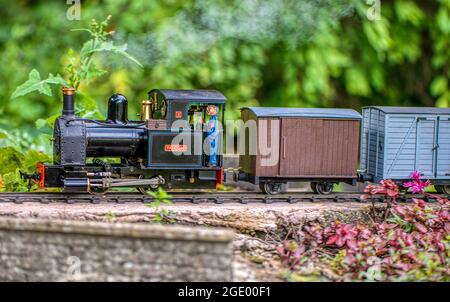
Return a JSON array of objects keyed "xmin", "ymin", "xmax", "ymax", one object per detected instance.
[{"xmin": 39, "ymin": 163, "xmax": 220, "ymax": 193}]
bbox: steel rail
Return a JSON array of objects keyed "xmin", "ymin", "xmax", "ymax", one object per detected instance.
[{"xmin": 0, "ymin": 192, "xmax": 446, "ymax": 204}]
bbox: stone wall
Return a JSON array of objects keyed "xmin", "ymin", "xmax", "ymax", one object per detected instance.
[{"xmin": 0, "ymin": 217, "xmax": 234, "ymax": 281}]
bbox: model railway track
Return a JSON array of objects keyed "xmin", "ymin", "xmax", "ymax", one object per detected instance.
[{"xmin": 0, "ymin": 192, "xmax": 447, "ymax": 204}]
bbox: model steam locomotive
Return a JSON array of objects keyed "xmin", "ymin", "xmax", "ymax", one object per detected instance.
[
  {"xmin": 22, "ymin": 87, "xmax": 450, "ymax": 195},
  {"xmin": 23, "ymin": 87, "xmax": 226, "ymax": 194}
]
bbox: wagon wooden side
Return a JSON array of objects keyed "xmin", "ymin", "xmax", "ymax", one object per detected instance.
[{"xmin": 238, "ymin": 107, "xmax": 361, "ymax": 194}]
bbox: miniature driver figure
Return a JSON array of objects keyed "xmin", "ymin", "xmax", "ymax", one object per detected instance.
[{"xmin": 205, "ymin": 105, "xmax": 219, "ymax": 167}]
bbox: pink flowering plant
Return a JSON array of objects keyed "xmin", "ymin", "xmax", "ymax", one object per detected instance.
[
  {"xmin": 403, "ymin": 171, "xmax": 431, "ymax": 194},
  {"xmin": 276, "ymin": 172, "xmax": 450, "ymax": 281}
]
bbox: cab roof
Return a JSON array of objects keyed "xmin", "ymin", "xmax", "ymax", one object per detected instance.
[{"xmin": 148, "ymin": 89, "xmax": 226, "ymax": 103}]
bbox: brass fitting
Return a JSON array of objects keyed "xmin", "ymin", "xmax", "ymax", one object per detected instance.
[
  {"xmin": 62, "ymin": 87, "xmax": 75, "ymax": 95},
  {"xmin": 141, "ymin": 99, "xmax": 152, "ymax": 121}
]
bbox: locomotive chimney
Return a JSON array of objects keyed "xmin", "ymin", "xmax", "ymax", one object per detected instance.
[{"xmin": 62, "ymin": 87, "xmax": 75, "ymax": 117}]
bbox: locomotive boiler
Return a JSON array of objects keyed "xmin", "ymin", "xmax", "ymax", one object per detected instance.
[{"xmin": 33, "ymin": 87, "xmax": 226, "ymax": 193}]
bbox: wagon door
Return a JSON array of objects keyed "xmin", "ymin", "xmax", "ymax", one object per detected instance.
[
  {"xmin": 416, "ymin": 117, "xmax": 437, "ymax": 178},
  {"xmin": 278, "ymin": 118, "xmax": 325, "ymax": 177},
  {"xmin": 278, "ymin": 118, "xmax": 305, "ymax": 176},
  {"xmin": 436, "ymin": 117, "xmax": 450, "ymax": 179}
]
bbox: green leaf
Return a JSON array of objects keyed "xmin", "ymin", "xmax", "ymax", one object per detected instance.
[
  {"xmin": 76, "ymin": 93, "xmax": 104, "ymax": 120},
  {"xmin": 0, "ymin": 130, "xmax": 8, "ymax": 140},
  {"xmin": 35, "ymin": 119, "xmax": 48, "ymax": 129},
  {"xmin": 71, "ymin": 28, "xmax": 94, "ymax": 35},
  {"xmin": 152, "ymin": 200, "xmax": 161, "ymax": 208},
  {"xmin": 47, "ymin": 113, "xmax": 61, "ymax": 128},
  {"xmin": 80, "ymin": 39, "xmax": 97, "ymax": 58},
  {"xmin": 81, "ymin": 63, "xmax": 107, "ymax": 83},
  {"xmin": 11, "ymin": 69, "xmax": 68, "ymax": 99},
  {"xmin": 436, "ymin": 91, "xmax": 449, "ymax": 108},
  {"xmin": 83, "ymin": 41, "xmax": 143, "ymax": 67},
  {"xmin": 36, "ymin": 113, "xmax": 60, "ymax": 129},
  {"xmin": 363, "ymin": 20, "xmax": 392, "ymax": 53},
  {"xmin": 345, "ymin": 68, "xmax": 371, "ymax": 97},
  {"xmin": 430, "ymin": 76, "xmax": 448, "ymax": 97},
  {"xmin": 395, "ymin": 0, "xmax": 425, "ymax": 26},
  {"xmin": 436, "ymin": 6, "xmax": 450, "ymax": 34}
]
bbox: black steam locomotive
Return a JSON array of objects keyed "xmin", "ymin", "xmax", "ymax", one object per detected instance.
[{"xmin": 29, "ymin": 87, "xmax": 226, "ymax": 193}]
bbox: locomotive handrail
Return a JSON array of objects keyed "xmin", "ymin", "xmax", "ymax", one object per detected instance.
[{"xmin": 65, "ymin": 118, "xmax": 145, "ymax": 128}]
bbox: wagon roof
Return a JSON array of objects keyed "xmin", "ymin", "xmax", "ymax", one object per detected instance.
[
  {"xmin": 148, "ymin": 89, "xmax": 226, "ymax": 103},
  {"xmin": 364, "ymin": 106, "xmax": 450, "ymax": 114},
  {"xmin": 241, "ymin": 107, "xmax": 361, "ymax": 119}
]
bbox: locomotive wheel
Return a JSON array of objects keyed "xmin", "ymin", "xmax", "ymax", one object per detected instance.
[
  {"xmin": 89, "ymin": 187, "xmax": 108, "ymax": 195},
  {"xmin": 260, "ymin": 182, "xmax": 283, "ymax": 195},
  {"xmin": 435, "ymin": 185, "xmax": 450, "ymax": 194},
  {"xmin": 311, "ymin": 182, "xmax": 334, "ymax": 195},
  {"xmin": 137, "ymin": 186, "xmax": 158, "ymax": 195},
  {"xmin": 137, "ymin": 175, "xmax": 159, "ymax": 195}
]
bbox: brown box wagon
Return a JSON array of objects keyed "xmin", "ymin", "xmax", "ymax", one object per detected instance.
[{"xmin": 238, "ymin": 107, "xmax": 362, "ymax": 194}]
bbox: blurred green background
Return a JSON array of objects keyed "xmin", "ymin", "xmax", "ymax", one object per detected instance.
[{"xmin": 0, "ymin": 0, "xmax": 448, "ymax": 152}]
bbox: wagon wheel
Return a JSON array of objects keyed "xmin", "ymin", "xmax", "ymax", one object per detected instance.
[
  {"xmin": 259, "ymin": 182, "xmax": 283, "ymax": 195},
  {"xmin": 435, "ymin": 185, "xmax": 450, "ymax": 195},
  {"xmin": 310, "ymin": 182, "xmax": 319, "ymax": 194},
  {"xmin": 311, "ymin": 182, "xmax": 334, "ymax": 195}
]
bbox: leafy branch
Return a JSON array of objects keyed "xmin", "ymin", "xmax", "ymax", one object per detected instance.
[
  {"xmin": 145, "ymin": 188, "xmax": 176, "ymax": 223},
  {"xmin": 11, "ymin": 15, "xmax": 142, "ymax": 98},
  {"xmin": 11, "ymin": 70, "xmax": 67, "ymax": 99}
]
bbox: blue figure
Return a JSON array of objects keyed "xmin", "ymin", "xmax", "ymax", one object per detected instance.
[{"xmin": 206, "ymin": 105, "xmax": 219, "ymax": 166}]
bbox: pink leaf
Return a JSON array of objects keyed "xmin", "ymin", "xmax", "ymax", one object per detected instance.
[
  {"xmin": 414, "ymin": 222, "xmax": 427, "ymax": 233},
  {"xmin": 276, "ymin": 245, "xmax": 285, "ymax": 255},
  {"xmin": 326, "ymin": 235, "xmax": 338, "ymax": 245},
  {"xmin": 387, "ymin": 189, "xmax": 398, "ymax": 197},
  {"xmin": 346, "ymin": 239, "xmax": 358, "ymax": 250},
  {"xmin": 394, "ymin": 205, "xmax": 406, "ymax": 216},
  {"xmin": 336, "ymin": 236, "xmax": 345, "ymax": 247},
  {"xmin": 414, "ymin": 199, "xmax": 426, "ymax": 208}
]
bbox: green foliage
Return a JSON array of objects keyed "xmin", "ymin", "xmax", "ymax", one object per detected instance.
[
  {"xmin": 0, "ymin": 147, "xmax": 51, "ymax": 192},
  {"xmin": 145, "ymin": 188, "xmax": 175, "ymax": 223},
  {"xmin": 0, "ymin": 147, "xmax": 25, "ymax": 176},
  {"xmin": 11, "ymin": 69, "xmax": 67, "ymax": 99},
  {"xmin": 104, "ymin": 211, "xmax": 117, "ymax": 222},
  {"xmin": 68, "ymin": 16, "xmax": 142, "ymax": 90},
  {"xmin": 11, "ymin": 15, "xmax": 142, "ymax": 100},
  {"xmin": 0, "ymin": 0, "xmax": 447, "ymax": 129},
  {"xmin": 1, "ymin": 169, "xmax": 30, "ymax": 192}
]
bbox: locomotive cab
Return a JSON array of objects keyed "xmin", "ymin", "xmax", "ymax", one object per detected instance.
[{"xmin": 141, "ymin": 89, "xmax": 226, "ymax": 191}]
